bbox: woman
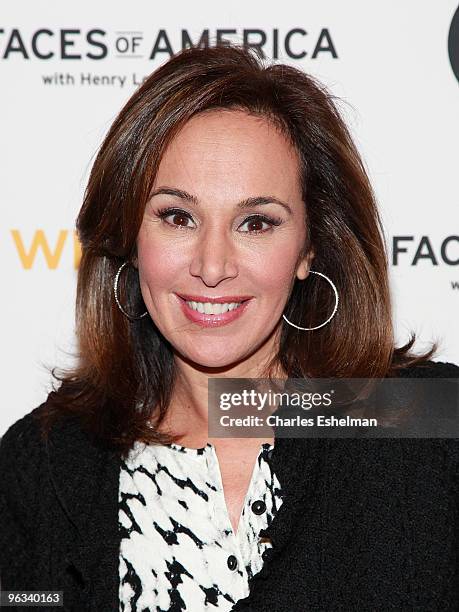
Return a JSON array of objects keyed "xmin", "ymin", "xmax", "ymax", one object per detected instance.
[{"xmin": 1, "ymin": 42, "xmax": 458, "ymax": 611}]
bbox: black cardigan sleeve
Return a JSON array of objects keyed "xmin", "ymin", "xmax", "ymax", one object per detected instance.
[{"xmin": 0, "ymin": 409, "xmax": 44, "ymax": 589}]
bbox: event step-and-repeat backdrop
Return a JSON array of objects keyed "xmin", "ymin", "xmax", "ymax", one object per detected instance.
[{"xmin": 1, "ymin": 1, "xmax": 458, "ymax": 432}]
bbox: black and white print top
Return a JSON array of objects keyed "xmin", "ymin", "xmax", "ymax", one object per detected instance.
[{"xmin": 119, "ymin": 440, "xmax": 284, "ymax": 611}]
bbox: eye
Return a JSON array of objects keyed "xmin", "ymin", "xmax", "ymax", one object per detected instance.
[
  {"xmin": 238, "ymin": 214, "xmax": 283, "ymax": 235},
  {"xmin": 156, "ymin": 207, "xmax": 195, "ymax": 230}
]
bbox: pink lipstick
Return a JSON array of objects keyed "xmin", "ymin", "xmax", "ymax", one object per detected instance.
[{"xmin": 174, "ymin": 293, "xmax": 253, "ymax": 328}]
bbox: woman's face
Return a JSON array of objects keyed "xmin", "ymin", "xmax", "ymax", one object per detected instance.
[{"xmin": 135, "ymin": 108, "xmax": 313, "ymax": 370}]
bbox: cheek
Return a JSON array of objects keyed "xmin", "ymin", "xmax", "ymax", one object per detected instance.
[
  {"xmin": 253, "ymin": 241, "xmax": 301, "ymax": 284},
  {"xmin": 256, "ymin": 262, "xmax": 297, "ymax": 303},
  {"xmin": 136, "ymin": 232, "xmax": 186, "ymax": 292}
]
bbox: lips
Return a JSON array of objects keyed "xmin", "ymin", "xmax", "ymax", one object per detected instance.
[
  {"xmin": 176, "ymin": 293, "xmax": 253, "ymax": 304},
  {"xmin": 174, "ymin": 293, "xmax": 253, "ymax": 327}
]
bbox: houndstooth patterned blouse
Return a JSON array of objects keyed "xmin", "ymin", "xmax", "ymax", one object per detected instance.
[{"xmin": 118, "ymin": 440, "xmax": 284, "ymax": 611}]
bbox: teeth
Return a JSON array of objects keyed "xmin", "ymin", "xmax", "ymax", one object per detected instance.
[{"xmin": 185, "ymin": 301, "xmax": 243, "ymax": 315}]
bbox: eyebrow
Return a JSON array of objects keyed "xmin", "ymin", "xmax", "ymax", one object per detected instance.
[{"xmin": 149, "ymin": 186, "xmax": 293, "ymax": 215}]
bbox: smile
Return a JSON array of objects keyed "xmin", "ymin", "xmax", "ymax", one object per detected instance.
[
  {"xmin": 175, "ymin": 294, "xmax": 253, "ymax": 327},
  {"xmin": 185, "ymin": 301, "xmax": 244, "ymax": 315}
]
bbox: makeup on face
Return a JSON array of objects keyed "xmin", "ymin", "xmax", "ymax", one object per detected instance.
[{"xmin": 135, "ymin": 109, "xmax": 310, "ymax": 368}]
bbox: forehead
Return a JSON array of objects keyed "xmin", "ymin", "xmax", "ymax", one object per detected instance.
[{"xmin": 154, "ymin": 109, "xmax": 301, "ymax": 199}]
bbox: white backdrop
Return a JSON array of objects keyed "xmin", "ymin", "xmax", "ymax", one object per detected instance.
[{"xmin": 1, "ymin": 0, "xmax": 458, "ymax": 434}]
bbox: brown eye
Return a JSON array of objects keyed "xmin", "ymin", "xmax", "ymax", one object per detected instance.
[
  {"xmin": 246, "ymin": 218, "xmax": 265, "ymax": 232},
  {"xmin": 156, "ymin": 207, "xmax": 196, "ymax": 230},
  {"xmin": 170, "ymin": 212, "xmax": 190, "ymax": 227},
  {"xmin": 239, "ymin": 214, "xmax": 281, "ymax": 234}
]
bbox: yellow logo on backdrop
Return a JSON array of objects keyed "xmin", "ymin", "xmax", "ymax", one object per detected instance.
[{"xmin": 11, "ymin": 230, "xmax": 82, "ymax": 269}]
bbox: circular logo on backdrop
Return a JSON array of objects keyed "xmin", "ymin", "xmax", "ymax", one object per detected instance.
[{"xmin": 448, "ymin": 4, "xmax": 459, "ymax": 83}]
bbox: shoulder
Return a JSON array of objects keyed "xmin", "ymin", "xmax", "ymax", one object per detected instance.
[
  {"xmin": 397, "ymin": 359, "xmax": 459, "ymax": 473},
  {"xmin": 0, "ymin": 403, "xmax": 48, "ymax": 465},
  {"xmin": 396, "ymin": 359, "xmax": 459, "ymax": 378},
  {"xmin": 0, "ymin": 403, "xmax": 60, "ymax": 518},
  {"xmin": 326, "ymin": 359, "xmax": 459, "ymax": 484},
  {"xmin": 0, "ymin": 399, "xmax": 86, "ymax": 483}
]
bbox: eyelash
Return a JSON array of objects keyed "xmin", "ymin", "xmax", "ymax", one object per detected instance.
[{"xmin": 155, "ymin": 206, "xmax": 284, "ymax": 235}]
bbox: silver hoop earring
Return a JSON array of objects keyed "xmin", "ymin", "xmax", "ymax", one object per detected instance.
[
  {"xmin": 113, "ymin": 261, "xmax": 149, "ymax": 321},
  {"xmin": 282, "ymin": 270, "xmax": 339, "ymax": 331}
]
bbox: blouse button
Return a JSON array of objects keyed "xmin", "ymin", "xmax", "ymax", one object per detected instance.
[
  {"xmin": 262, "ymin": 548, "xmax": 273, "ymax": 561},
  {"xmin": 251, "ymin": 500, "xmax": 266, "ymax": 515},
  {"xmin": 227, "ymin": 554, "xmax": 238, "ymax": 571}
]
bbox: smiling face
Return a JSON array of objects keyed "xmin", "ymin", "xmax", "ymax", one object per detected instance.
[{"xmin": 135, "ymin": 108, "xmax": 313, "ymax": 372}]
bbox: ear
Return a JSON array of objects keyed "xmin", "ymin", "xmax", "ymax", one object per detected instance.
[{"xmin": 296, "ymin": 248, "xmax": 315, "ymax": 281}]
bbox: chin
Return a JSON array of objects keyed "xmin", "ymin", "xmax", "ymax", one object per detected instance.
[
  {"xmin": 180, "ymin": 346, "xmax": 250, "ymax": 370},
  {"xmin": 191, "ymin": 354, "xmax": 239, "ymax": 369}
]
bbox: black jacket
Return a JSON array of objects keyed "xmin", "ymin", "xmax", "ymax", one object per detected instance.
[{"xmin": 1, "ymin": 360, "xmax": 459, "ymax": 611}]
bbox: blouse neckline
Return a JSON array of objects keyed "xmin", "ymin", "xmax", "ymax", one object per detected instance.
[{"xmin": 164, "ymin": 441, "xmax": 274, "ymax": 455}]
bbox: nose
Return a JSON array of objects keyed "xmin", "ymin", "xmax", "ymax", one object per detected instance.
[{"xmin": 189, "ymin": 224, "xmax": 238, "ymax": 287}]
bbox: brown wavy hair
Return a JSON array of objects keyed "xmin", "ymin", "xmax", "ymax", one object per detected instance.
[{"xmin": 36, "ymin": 41, "xmax": 438, "ymax": 457}]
